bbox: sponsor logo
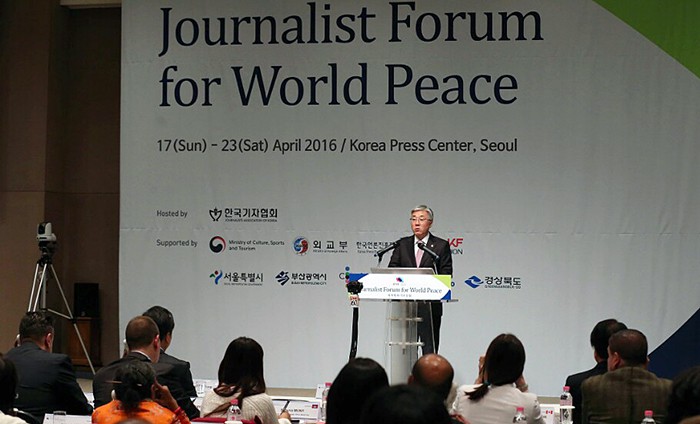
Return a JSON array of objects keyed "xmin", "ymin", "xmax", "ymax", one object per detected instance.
[
  {"xmin": 210, "ymin": 270, "xmax": 264, "ymax": 286},
  {"xmin": 209, "ymin": 208, "xmax": 222, "ymax": 222},
  {"xmin": 339, "ymin": 266, "xmax": 351, "ymax": 281},
  {"xmin": 276, "ymin": 271, "xmax": 290, "ymax": 286},
  {"xmin": 293, "ymin": 237, "xmax": 309, "ymax": 255},
  {"xmin": 211, "ymin": 239, "xmax": 285, "ymax": 252},
  {"xmin": 209, "ymin": 206, "xmax": 279, "ymax": 223},
  {"xmin": 276, "ymin": 270, "xmax": 328, "ymax": 286},
  {"xmin": 356, "ymin": 240, "xmax": 395, "ymax": 254},
  {"xmin": 448, "ymin": 237, "xmax": 464, "ymax": 255},
  {"xmin": 465, "ymin": 275, "xmax": 483, "ymax": 288},
  {"xmin": 209, "ymin": 236, "xmax": 226, "ymax": 253},
  {"xmin": 209, "ymin": 270, "xmax": 223, "ymax": 285},
  {"xmin": 311, "ymin": 240, "xmax": 348, "ymax": 254},
  {"xmin": 464, "ymin": 275, "xmax": 522, "ymax": 289}
]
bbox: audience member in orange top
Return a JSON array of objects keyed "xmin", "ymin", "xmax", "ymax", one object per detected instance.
[{"xmin": 92, "ymin": 361, "xmax": 189, "ymax": 424}]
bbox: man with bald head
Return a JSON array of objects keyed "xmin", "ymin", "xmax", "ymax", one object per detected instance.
[
  {"xmin": 408, "ymin": 354, "xmax": 467, "ymax": 423},
  {"xmin": 581, "ymin": 329, "xmax": 672, "ymax": 424},
  {"xmin": 409, "ymin": 354, "xmax": 454, "ymax": 404},
  {"xmin": 92, "ymin": 316, "xmax": 163, "ymax": 407}
]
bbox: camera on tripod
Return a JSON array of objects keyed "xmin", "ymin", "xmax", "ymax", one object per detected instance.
[{"xmin": 37, "ymin": 222, "xmax": 57, "ymax": 255}]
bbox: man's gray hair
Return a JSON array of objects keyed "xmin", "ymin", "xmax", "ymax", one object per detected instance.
[{"xmin": 411, "ymin": 205, "xmax": 434, "ymax": 220}]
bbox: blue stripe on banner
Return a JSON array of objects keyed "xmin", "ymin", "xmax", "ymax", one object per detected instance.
[{"xmin": 648, "ymin": 307, "xmax": 700, "ymax": 379}]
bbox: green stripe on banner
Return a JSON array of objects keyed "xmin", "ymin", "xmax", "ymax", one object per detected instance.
[{"xmin": 593, "ymin": 0, "xmax": 700, "ymax": 79}]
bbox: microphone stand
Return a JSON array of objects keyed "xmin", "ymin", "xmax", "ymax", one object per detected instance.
[{"xmin": 346, "ymin": 280, "xmax": 363, "ymax": 360}]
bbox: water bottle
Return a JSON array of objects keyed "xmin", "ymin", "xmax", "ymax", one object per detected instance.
[
  {"xmin": 559, "ymin": 385, "xmax": 573, "ymax": 424},
  {"xmin": 317, "ymin": 382, "xmax": 331, "ymax": 424},
  {"xmin": 226, "ymin": 398, "xmax": 243, "ymax": 422},
  {"xmin": 513, "ymin": 406, "xmax": 527, "ymax": 423},
  {"xmin": 641, "ymin": 410, "xmax": 655, "ymax": 424}
]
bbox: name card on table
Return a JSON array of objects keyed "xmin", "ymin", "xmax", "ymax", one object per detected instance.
[
  {"xmin": 272, "ymin": 397, "xmax": 320, "ymax": 421},
  {"xmin": 541, "ymin": 404, "xmax": 558, "ymax": 424},
  {"xmin": 42, "ymin": 414, "xmax": 90, "ymax": 424}
]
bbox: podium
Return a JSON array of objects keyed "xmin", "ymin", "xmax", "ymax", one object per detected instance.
[{"xmin": 348, "ymin": 269, "xmax": 453, "ymax": 384}]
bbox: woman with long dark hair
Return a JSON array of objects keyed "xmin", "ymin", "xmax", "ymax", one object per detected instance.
[
  {"xmin": 92, "ymin": 361, "xmax": 189, "ymax": 424},
  {"xmin": 200, "ymin": 337, "xmax": 290, "ymax": 424},
  {"xmin": 452, "ymin": 334, "xmax": 544, "ymax": 424},
  {"xmin": 326, "ymin": 358, "xmax": 389, "ymax": 424}
]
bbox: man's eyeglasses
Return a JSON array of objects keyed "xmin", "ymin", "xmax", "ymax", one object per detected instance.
[{"xmin": 410, "ymin": 217, "xmax": 431, "ymax": 223}]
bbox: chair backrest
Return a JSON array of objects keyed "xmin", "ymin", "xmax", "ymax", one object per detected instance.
[{"xmin": 11, "ymin": 408, "xmax": 42, "ymax": 424}]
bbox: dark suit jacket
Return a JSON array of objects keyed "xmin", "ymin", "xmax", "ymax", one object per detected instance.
[
  {"xmin": 388, "ymin": 233, "xmax": 453, "ymax": 314},
  {"xmin": 92, "ymin": 351, "xmax": 154, "ymax": 408},
  {"xmin": 581, "ymin": 366, "xmax": 672, "ymax": 424},
  {"xmin": 157, "ymin": 350, "xmax": 200, "ymax": 418},
  {"xmin": 566, "ymin": 361, "xmax": 607, "ymax": 424},
  {"xmin": 92, "ymin": 351, "xmax": 198, "ymax": 417},
  {"xmin": 5, "ymin": 342, "xmax": 93, "ymax": 419}
]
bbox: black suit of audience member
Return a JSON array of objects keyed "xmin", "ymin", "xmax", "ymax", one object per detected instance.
[
  {"xmin": 566, "ymin": 362, "xmax": 607, "ymax": 424},
  {"xmin": 92, "ymin": 351, "xmax": 172, "ymax": 408},
  {"xmin": 143, "ymin": 305, "xmax": 200, "ymax": 418},
  {"xmin": 565, "ymin": 319, "xmax": 627, "ymax": 424},
  {"xmin": 5, "ymin": 313, "xmax": 92, "ymax": 420},
  {"xmin": 156, "ymin": 350, "xmax": 199, "ymax": 418}
]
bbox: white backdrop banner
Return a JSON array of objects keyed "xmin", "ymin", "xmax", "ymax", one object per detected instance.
[{"xmin": 120, "ymin": 0, "xmax": 700, "ymax": 395}]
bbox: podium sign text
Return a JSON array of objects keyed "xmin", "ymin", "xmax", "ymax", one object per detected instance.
[{"xmin": 349, "ymin": 273, "xmax": 451, "ymax": 301}]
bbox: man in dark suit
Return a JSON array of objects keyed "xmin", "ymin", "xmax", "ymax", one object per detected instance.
[
  {"xmin": 581, "ymin": 329, "xmax": 672, "ymax": 424},
  {"xmin": 143, "ymin": 306, "xmax": 199, "ymax": 418},
  {"xmin": 389, "ymin": 205, "xmax": 453, "ymax": 354},
  {"xmin": 4, "ymin": 312, "xmax": 93, "ymax": 419},
  {"xmin": 565, "ymin": 319, "xmax": 627, "ymax": 424},
  {"xmin": 92, "ymin": 315, "xmax": 166, "ymax": 407}
]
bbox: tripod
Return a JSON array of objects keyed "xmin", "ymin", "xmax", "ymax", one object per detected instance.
[{"xmin": 28, "ymin": 242, "xmax": 96, "ymax": 374}]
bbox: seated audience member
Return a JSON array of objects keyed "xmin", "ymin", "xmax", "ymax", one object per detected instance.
[
  {"xmin": 565, "ymin": 319, "xmax": 627, "ymax": 424},
  {"xmin": 143, "ymin": 306, "xmax": 199, "ymax": 418},
  {"xmin": 92, "ymin": 361, "xmax": 189, "ymax": 424},
  {"xmin": 581, "ymin": 329, "xmax": 672, "ymax": 424},
  {"xmin": 326, "ymin": 358, "xmax": 389, "ymax": 424},
  {"xmin": 408, "ymin": 353, "xmax": 455, "ymax": 408},
  {"xmin": 93, "ymin": 316, "xmax": 165, "ymax": 408},
  {"xmin": 453, "ymin": 334, "xmax": 544, "ymax": 424},
  {"xmin": 663, "ymin": 365, "xmax": 700, "ymax": 424},
  {"xmin": 408, "ymin": 354, "xmax": 466, "ymax": 423},
  {"xmin": 4, "ymin": 312, "xmax": 92, "ymax": 419},
  {"xmin": 360, "ymin": 384, "xmax": 452, "ymax": 424},
  {"xmin": 0, "ymin": 354, "xmax": 26, "ymax": 424},
  {"xmin": 200, "ymin": 337, "xmax": 291, "ymax": 424}
]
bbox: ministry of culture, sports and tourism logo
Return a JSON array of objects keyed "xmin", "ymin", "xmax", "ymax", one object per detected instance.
[
  {"xmin": 293, "ymin": 237, "xmax": 309, "ymax": 255},
  {"xmin": 209, "ymin": 236, "xmax": 226, "ymax": 253},
  {"xmin": 210, "ymin": 270, "xmax": 223, "ymax": 285}
]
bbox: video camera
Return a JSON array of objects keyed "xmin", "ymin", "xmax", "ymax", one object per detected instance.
[{"xmin": 37, "ymin": 222, "xmax": 57, "ymax": 256}]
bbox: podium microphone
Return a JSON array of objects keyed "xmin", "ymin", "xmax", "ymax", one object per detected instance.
[{"xmin": 417, "ymin": 242, "xmax": 440, "ymax": 261}]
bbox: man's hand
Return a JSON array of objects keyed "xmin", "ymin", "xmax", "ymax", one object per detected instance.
[{"xmin": 151, "ymin": 379, "xmax": 179, "ymax": 411}]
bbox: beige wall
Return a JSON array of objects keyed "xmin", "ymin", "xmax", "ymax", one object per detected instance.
[{"xmin": 0, "ymin": 1, "xmax": 121, "ymax": 367}]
